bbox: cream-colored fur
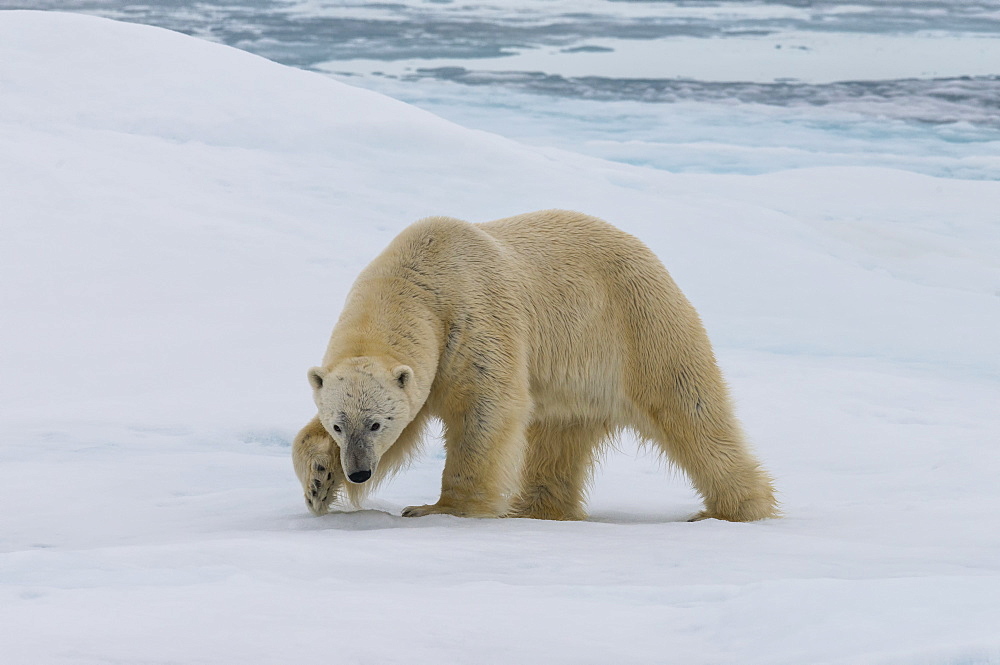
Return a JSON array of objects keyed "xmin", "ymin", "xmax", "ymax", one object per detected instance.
[{"xmin": 293, "ymin": 210, "xmax": 778, "ymax": 522}]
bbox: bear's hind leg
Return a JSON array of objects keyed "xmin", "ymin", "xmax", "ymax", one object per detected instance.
[
  {"xmin": 508, "ymin": 419, "xmax": 606, "ymax": 521},
  {"xmin": 641, "ymin": 383, "xmax": 778, "ymax": 522}
]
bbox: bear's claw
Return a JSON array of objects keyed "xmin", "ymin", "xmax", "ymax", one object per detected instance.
[
  {"xmin": 401, "ymin": 502, "xmax": 502, "ymax": 518},
  {"xmin": 401, "ymin": 504, "xmax": 439, "ymax": 518}
]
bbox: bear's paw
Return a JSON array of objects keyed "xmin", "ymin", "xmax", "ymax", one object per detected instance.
[{"xmin": 303, "ymin": 457, "xmax": 339, "ymax": 516}]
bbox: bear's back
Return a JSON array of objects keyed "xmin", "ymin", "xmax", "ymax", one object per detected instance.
[
  {"xmin": 479, "ymin": 209, "xmax": 661, "ymax": 280},
  {"xmin": 478, "ymin": 209, "xmax": 683, "ymax": 321},
  {"xmin": 480, "ymin": 211, "xmax": 697, "ymax": 420}
]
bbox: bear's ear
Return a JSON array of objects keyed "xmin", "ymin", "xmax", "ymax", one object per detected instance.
[
  {"xmin": 392, "ymin": 365, "xmax": 413, "ymax": 390},
  {"xmin": 308, "ymin": 367, "xmax": 327, "ymax": 391}
]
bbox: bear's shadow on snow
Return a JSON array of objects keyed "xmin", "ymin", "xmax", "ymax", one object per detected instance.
[
  {"xmin": 587, "ymin": 509, "xmax": 701, "ymax": 525},
  {"xmin": 291, "ymin": 507, "xmax": 700, "ymax": 531}
]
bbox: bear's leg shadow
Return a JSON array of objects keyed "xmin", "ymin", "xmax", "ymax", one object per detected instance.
[
  {"xmin": 401, "ymin": 394, "xmax": 530, "ymax": 518},
  {"xmin": 640, "ymin": 370, "xmax": 778, "ymax": 522},
  {"xmin": 508, "ymin": 419, "xmax": 606, "ymax": 521}
]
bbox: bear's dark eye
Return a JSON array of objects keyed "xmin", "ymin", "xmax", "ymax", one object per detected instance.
[
  {"xmin": 332, "ymin": 424, "xmax": 342, "ymax": 433},
  {"xmin": 370, "ymin": 422, "xmax": 380, "ymax": 432}
]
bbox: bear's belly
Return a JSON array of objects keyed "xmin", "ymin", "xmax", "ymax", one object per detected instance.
[{"xmin": 528, "ymin": 372, "xmax": 625, "ymax": 423}]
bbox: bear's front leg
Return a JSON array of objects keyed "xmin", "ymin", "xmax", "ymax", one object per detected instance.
[
  {"xmin": 402, "ymin": 395, "xmax": 529, "ymax": 519},
  {"xmin": 292, "ymin": 416, "xmax": 344, "ymax": 516}
]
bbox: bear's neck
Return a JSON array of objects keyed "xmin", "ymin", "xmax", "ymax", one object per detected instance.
[{"xmin": 323, "ymin": 275, "xmax": 443, "ymax": 404}]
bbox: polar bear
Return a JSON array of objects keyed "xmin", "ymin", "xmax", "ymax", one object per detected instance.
[{"xmin": 293, "ymin": 210, "xmax": 777, "ymax": 522}]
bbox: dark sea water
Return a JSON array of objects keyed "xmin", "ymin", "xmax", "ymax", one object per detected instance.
[{"xmin": 7, "ymin": 0, "xmax": 1000, "ymax": 178}]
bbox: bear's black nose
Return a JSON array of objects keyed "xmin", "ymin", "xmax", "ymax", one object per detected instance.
[{"xmin": 348, "ymin": 470, "xmax": 372, "ymax": 484}]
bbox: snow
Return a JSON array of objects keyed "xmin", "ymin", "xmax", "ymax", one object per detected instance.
[{"xmin": 2, "ymin": 10, "xmax": 999, "ymax": 664}]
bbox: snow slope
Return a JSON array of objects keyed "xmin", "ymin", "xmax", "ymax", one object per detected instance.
[{"xmin": 2, "ymin": 11, "xmax": 999, "ymax": 664}]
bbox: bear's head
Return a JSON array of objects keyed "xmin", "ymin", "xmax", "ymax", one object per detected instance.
[{"xmin": 307, "ymin": 357, "xmax": 415, "ymax": 487}]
